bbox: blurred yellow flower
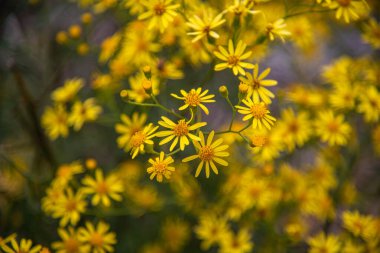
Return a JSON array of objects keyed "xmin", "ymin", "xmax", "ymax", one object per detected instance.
[
  {"xmin": 51, "ymin": 78, "xmax": 83, "ymax": 103},
  {"xmin": 52, "ymin": 227, "xmax": 90, "ymax": 253},
  {"xmin": 315, "ymin": 110, "xmax": 351, "ymax": 146},
  {"xmin": 41, "ymin": 104, "xmax": 69, "ymax": 140},
  {"xmin": 78, "ymin": 221, "xmax": 116, "ymax": 253},
  {"xmin": 69, "ymin": 98, "xmax": 102, "ymax": 131},
  {"xmin": 81, "ymin": 169, "xmax": 124, "ymax": 207},
  {"xmin": 115, "ymin": 113, "xmax": 147, "ymax": 151},
  {"xmin": 265, "ymin": 19, "xmax": 291, "ymax": 42},
  {"xmin": 187, "ymin": 11, "xmax": 225, "ymax": 42},
  {"xmin": 194, "ymin": 214, "xmax": 229, "ymax": 250},
  {"xmin": 220, "ymin": 229, "xmax": 253, "ymax": 253},
  {"xmin": 307, "ymin": 232, "xmax": 341, "ymax": 253}
]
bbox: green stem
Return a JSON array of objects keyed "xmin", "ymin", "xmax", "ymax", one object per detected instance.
[
  {"xmin": 283, "ymin": 8, "xmax": 333, "ymax": 19},
  {"xmin": 150, "ymin": 94, "xmax": 183, "ymax": 119}
]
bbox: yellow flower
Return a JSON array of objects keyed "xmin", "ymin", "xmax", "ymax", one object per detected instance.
[
  {"xmin": 239, "ymin": 63, "xmax": 278, "ymax": 103},
  {"xmin": 126, "ymin": 72, "xmax": 159, "ymax": 102},
  {"xmin": 52, "ymin": 188, "xmax": 87, "ymax": 227},
  {"xmin": 147, "ymin": 152, "xmax": 175, "ymax": 182},
  {"xmin": 171, "ymin": 88, "xmax": 215, "ymax": 115},
  {"xmin": 99, "ymin": 32, "xmax": 121, "ymax": 63},
  {"xmin": 0, "ymin": 234, "xmax": 17, "ymax": 253},
  {"xmin": 226, "ymin": 0, "xmax": 260, "ymax": 17},
  {"xmin": 182, "ymin": 131, "xmax": 229, "ymax": 178},
  {"xmin": 307, "ymin": 232, "xmax": 341, "ymax": 253},
  {"xmin": 69, "ymin": 98, "xmax": 102, "ymax": 131},
  {"xmin": 129, "ymin": 123, "xmax": 158, "ymax": 159},
  {"xmin": 325, "ymin": 0, "xmax": 367, "ymax": 23},
  {"xmin": 52, "ymin": 227, "xmax": 90, "ymax": 253},
  {"xmin": 194, "ymin": 214, "xmax": 230, "ymax": 250},
  {"xmin": 1, "ymin": 238, "xmax": 42, "ymax": 253},
  {"xmin": 214, "ymin": 39, "xmax": 254, "ymax": 75},
  {"xmin": 266, "ymin": 19, "xmax": 291, "ymax": 42},
  {"xmin": 78, "ymin": 221, "xmax": 116, "ymax": 253},
  {"xmin": 276, "ymin": 109, "xmax": 312, "ymax": 151},
  {"xmin": 362, "ymin": 18, "xmax": 380, "ymax": 49},
  {"xmin": 187, "ymin": 11, "xmax": 225, "ymax": 42},
  {"xmin": 51, "ymin": 78, "xmax": 83, "ymax": 103},
  {"xmin": 41, "ymin": 104, "xmax": 69, "ymax": 140},
  {"xmin": 315, "ymin": 110, "xmax": 351, "ymax": 146},
  {"xmin": 115, "ymin": 113, "xmax": 147, "ymax": 150},
  {"xmin": 81, "ymin": 169, "xmax": 124, "ymax": 207},
  {"xmin": 357, "ymin": 86, "xmax": 380, "ymax": 122},
  {"xmin": 156, "ymin": 117, "xmax": 207, "ymax": 151},
  {"xmin": 220, "ymin": 229, "xmax": 253, "ymax": 253},
  {"xmin": 138, "ymin": 0, "xmax": 180, "ymax": 33},
  {"xmin": 235, "ymin": 98, "xmax": 276, "ymax": 129},
  {"xmin": 329, "ymin": 84, "xmax": 358, "ymax": 110},
  {"xmin": 55, "ymin": 161, "xmax": 84, "ymax": 186},
  {"xmin": 342, "ymin": 210, "xmax": 374, "ymax": 238}
]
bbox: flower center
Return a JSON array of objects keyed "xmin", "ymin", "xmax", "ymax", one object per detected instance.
[
  {"xmin": 327, "ymin": 121, "xmax": 339, "ymax": 133},
  {"xmin": 64, "ymin": 238, "xmax": 79, "ymax": 252},
  {"xmin": 337, "ymin": 0, "xmax": 351, "ymax": 7},
  {"xmin": 227, "ymin": 56, "xmax": 239, "ymax": 66},
  {"xmin": 251, "ymin": 135, "xmax": 267, "ymax": 147},
  {"xmin": 153, "ymin": 162, "xmax": 167, "ymax": 173},
  {"xmin": 96, "ymin": 181, "xmax": 108, "ymax": 195},
  {"xmin": 203, "ymin": 26, "xmax": 211, "ymax": 34},
  {"xmin": 199, "ymin": 146, "xmax": 214, "ymax": 161},
  {"xmin": 173, "ymin": 120, "xmax": 189, "ymax": 136},
  {"xmin": 90, "ymin": 233, "xmax": 104, "ymax": 247},
  {"xmin": 185, "ymin": 90, "xmax": 201, "ymax": 106},
  {"xmin": 250, "ymin": 104, "xmax": 267, "ymax": 118},
  {"xmin": 154, "ymin": 3, "xmax": 166, "ymax": 16},
  {"xmin": 65, "ymin": 199, "xmax": 77, "ymax": 212},
  {"xmin": 130, "ymin": 131, "xmax": 146, "ymax": 148},
  {"xmin": 252, "ymin": 78, "xmax": 261, "ymax": 89}
]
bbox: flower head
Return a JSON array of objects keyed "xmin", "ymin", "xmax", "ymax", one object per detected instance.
[
  {"xmin": 187, "ymin": 11, "xmax": 226, "ymax": 42},
  {"xmin": 171, "ymin": 88, "xmax": 215, "ymax": 115},
  {"xmin": 81, "ymin": 169, "xmax": 124, "ymax": 207},
  {"xmin": 52, "ymin": 227, "xmax": 90, "ymax": 253},
  {"xmin": 78, "ymin": 221, "xmax": 116, "ymax": 253},
  {"xmin": 214, "ymin": 39, "xmax": 254, "ymax": 75},
  {"xmin": 147, "ymin": 152, "xmax": 175, "ymax": 182},
  {"xmin": 42, "ymin": 104, "xmax": 69, "ymax": 140},
  {"xmin": 239, "ymin": 63, "xmax": 278, "ymax": 103},
  {"xmin": 138, "ymin": 0, "xmax": 180, "ymax": 33},
  {"xmin": 315, "ymin": 110, "xmax": 351, "ymax": 146},
  {"xmin": 183, "ymin": 131, "xmax": 229, "ymax": 178},
  {"xmin": 156, "ymin": 117, "xmax": 207, "ymax": 151},
  {"xmin": 129, "ymin": 124, "xmax": 159, "ymax": 159},
  {"xmin": 307, "ymin": 232, "xmax": 341, "ymax": 253},
  {"xmin": 235, "ymin": 98, "xmax": 276, "ymax": 130},
  {"xmin": 52, "ymin": 78, "xmax": 83, "ymax": 103},
  {"xmin": 266, "ymin": 19, "xmax": 291, "ymax": 42},
  {"xmin": 115, "ymin": 113, "xmax": 147, "ymax": 151},
  {"xmin": 69, "ymin": 98, "xmax": 102, "ymax": 131}
]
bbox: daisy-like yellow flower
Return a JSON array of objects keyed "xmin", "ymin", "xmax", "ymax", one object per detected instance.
[
  {"xmin": 52, "ymin": 227, "xmax": 90, "ymax": 253},
  {"xmin": 194, "ymin": 214, "xmax": 230, "ymax": 250},
  {"xmin": 357, "ymin": 86, "xmax": 380, "ymax": 122},
  {"xmin": 115, "ymin": 113, "xmax": 147, "ymax": 150},
  {"xmin": 182, "ymin": 131, "xmax": 229, "ymax": 178},
  {"xmin": 171, "ymin": 88, "xmax": 215, "ymax": 115},
  {"xmin": 266, "ymin": 19, "xmax": 291, "ymax": 42},
  {"xmin": 1, "ymin": 238, "xmax": 42, "ymax": 253},
  {"xmin": 187, "ymin": 11, "xmax": 226, "ymax": 42},
  {"xmin": 41, "ymin": 104, "xmax": 69, "ymax": 140},
  {"xmin": 235, "ymin": 98, "xmax": 276, "ymax": 130},
  {"xmin": 325, "ymin": 0, "xmax": 367, "ymax": 23},
  {"xmin": 51, "ymin": 188, "xmax": 87, "ymax": 227},
  {"xmin": 156, "ymin": 117, "xmax": 207, "ymax": 151},
  {"xmin": 138, "ymin": 0, "xmax": 180, "ymax": 33},
  {"xmin": 214, "ymin": 39, "xmax": 254, "ymax": 75},
  {"xmin": 0, "ymin": 234, "xmax": 17, "ymax": 253},
  {"xmin": 55, "ymin": 161, "xmax": 84, "ymax": 186},
  {"xmin": 239, "ymin": 63, "xmax": 278, "ymax": 103},
  {"xmin": 78, "ymin": 221, "xmax": 116, "ymax": 253},
  {"xmin": 307, "ymin": 232, "xmax": 341, "ymax": 253},
  {"xmin": 81, "ymin": 169, "xmax": 124, "ymax": 207},
  {"xmin": 147, "ymin": 151, "xmax": 175, "ymax": 182},
  {"xmin": 342, "ymin": 210, "xmax": 374, "ymax": 238},
  {"xmin": 362, "ymin": 18, "xmax": 380, "ymax": 49},
  {"xmin": 220, "ymin": 229, "xmax": 253, "ymax": 253},
  {"xmin": 226, "ymin": 0, "xmax": 260, "ymax": 18},
  {"xmin": 129, "ymin": 123, "xmax": 158, "ymax": 159},
  {"xmin": 52, "ymin": 78, "xmax": 83, "ymax": 103},
  {"xmin": 69, "ymin": 98, "xmax": 102, "ymax": 131},
  {"xmin": 315, "ymin": 110, "xmax": 351, "ymax": 146}
]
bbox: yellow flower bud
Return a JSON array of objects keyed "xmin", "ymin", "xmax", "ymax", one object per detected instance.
[
  {"xmin": 68, "ymin": 25, "xmax": 82, "ymax": 39},
  {"xmin": 142, "ymin": 79, "xmax": 152, "ymax": 93},
  {"xmin": 85, "ymin": 158, "xmax": 97, "ymax": 170},
  {"xmin": 219, "ymin": 85, "xmax": 229, "ymax": 98},
  {"xmin": 56, "ymin": 31, "xmax": 68, "ymax": 44},
  {"xmin": 142, "ymin": 65, "xmax": 151, "ymax": 79},
  {"xmin": 120, "ymin": 89, "xmax": 128, "ymax": 99},
  {"xmin": 81, "ymin": 12, "xmax": 93, "ymax": 24},
  {"xmin": 77, "ymin": 43, "xmax": 90, "ymax": 55}
]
